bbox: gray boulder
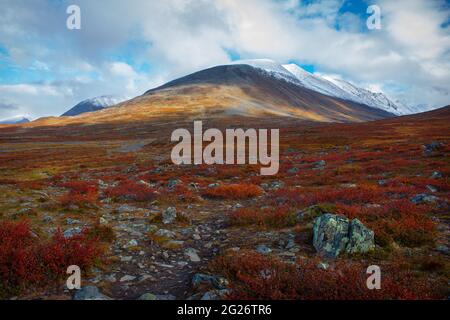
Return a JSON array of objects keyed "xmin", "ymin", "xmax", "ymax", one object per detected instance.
[
  {"xmin": 313, "ymin": 214, "xmax": 374, "ymax": 258},
  {"xmin": 313, "ymin": 214, "xmax": 349, "ymax": 257}
]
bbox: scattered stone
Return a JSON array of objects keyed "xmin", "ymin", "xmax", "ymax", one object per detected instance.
[
  {"xmin": 313, "ymin": 214, "xmax": 374, "ymax": 258},
  {"xmin": 117, "ymin": 204, "xmax": 139, "ymax": 213},
  {"xmin": 378, "ymin": 180, "xmax": 387, "ymax": 186},
  {"xmin": 104, "ymin": 274, "xmax": 117, "ymax": 283},
  {"xmin": 256, "ymin": 244, "xmax": 272, "ymax": 255},
  {"xmin": 411, "ymin": 193, "xmax": 439, "ymax": 204},
  {"xmin": 287, "ymin": 167, "xmax": 299, "ymax": 174},
  {"xmin": 422, "ymin": 141, "xmax": 444, "ymax": 156},
  {"xmin": 99, "ymin": 217, "xmax": 108, "ymax": 225},
  {"xmin": 341, "ymin": 183, "xmax": 357, "ymax": 188},
  {"xmin": 73, "ymin": 286, "xmax": 111, "ymax": 300},
  {"xmin": 436, "ymin": 245, "xmax": 449, "ymax": 255},
  {"xmin": 120, "ymin": 275, "xmax": 136, "ymax": 282},
  {"xmin": 138, "ymin": 274, "xmax": 156, "ymax": 282},
  {"xmin": 426, "ymin": 185, "xmax": 438, "ymax": 193},
  {"xmin": 155, "ymin": 229, "xmax": 176, "ymax": 238},
  {"xmin": 66, "ymin": 218, "xmax": 80, "ymax": 225},
  {"xmin": 138, "ymin": 293, "xmax": 157, "ymax": 300},
  {"xmin": 208, "ymin": 183, "xmax": 220, "ymax": 188},
  {"xmin": 63, "ymin": 227, "xmax": 82, "ymax": 238},
  {"xmin": 269, "ymin": 181, "xmax": 284, "ymax": 189},
  {"xmin": 167, "ymin": 179, "xmax": 181, "ymax": 189},
  {"xmin": 431, "ymin": 171, "xmax": 443, "ymax": 179},
  {"xmin": 166, "ymin": 240, "xmax": 184, "ymax": 248},
  {"xmin": 143, "ymin": 225, "xmax": 156, "ymax": 235},
  {"xmin": 124, "ymin": 239, "xmax": 138, "ymax": 248},
  {"xmin": 201, "ymin": 290, "xmax": 230, "ymax": 300},
  {"xmin": 192, "ymin": 273, "xmax": 229, "ymax": 290},
  {"xmin": 155, "ymin": 294, "xmax": 176, "ymax": 300},
  {"xmin": 193, "ymin": 233, "xmax": 201, "ymax": 240},
  {"xmin": 185, "ymin": 248, "xmax": 201, "ymax": 262},
  {"xmin": 313, "ymin": 160, "xmax": 326, "ymax": 170},
  {"xmin": 120, "ymin": 256, "xmax": 133, "ymax": 262},
  {"xmin": 162, "ymin": 207, "xmax": 177, "ymax": 224},
  {"xmin": 42, "ymin": 215, "xmax": 53, "ymax": 223},
  {"xmin": 317, "ymin": 261, "xmax": 330, "ymax": 270}
]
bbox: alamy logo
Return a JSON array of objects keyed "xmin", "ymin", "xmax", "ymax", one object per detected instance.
[
  {"xmin": 66, "ymin": 265, "xmax": 81, "ymax": 290},
  {"xmin": 171, "ymin": 121, "xmax": 279, "ymax": 175},
  {"xmin": 66, "ymin": 5, "xmax": 81, "ymax": 30},
  {"xmin": 366, "ymin": 265, "xmax": 381, "ymax": 290},
  {"xmin": 367, "ymin": 5, "xmax": 382, "ymax": 30}
]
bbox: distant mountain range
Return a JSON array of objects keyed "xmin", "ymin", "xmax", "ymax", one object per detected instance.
[{"xmin": 0, "ymin": 116, "xmax": 30, "ymax": 125}]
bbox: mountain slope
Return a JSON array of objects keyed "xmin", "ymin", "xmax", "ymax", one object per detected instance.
[
  {"xmin": 142, "ymin": 63, "xmax": 394, "ymax": 121},
  {"xmin": 22, "ymin": 62, "xmax": 395, "ymax": 127},
  {"xmin": 61, "ymin": 95, "xmax": 128, "ymax": 117}
]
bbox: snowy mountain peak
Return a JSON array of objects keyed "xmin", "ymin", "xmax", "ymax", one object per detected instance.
[
  {"xmin": 229, "ymin": 59, "xmax": 406, "ymax": 115},
  {"xmin": 81, "ymin": 95, "xmax": 127, "ymax": 108},
  {"xmin": 62, "ymin": 95, "xmax": 128, "ymax": 117},
  {"xmin": 231, "ymin": 59, "xmax": 298, "ymax": 81}
]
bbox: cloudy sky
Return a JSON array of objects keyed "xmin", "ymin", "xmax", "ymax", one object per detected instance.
[{"xmin": 0, "ymin": 0, "xmax": 449, "ymax": 120}]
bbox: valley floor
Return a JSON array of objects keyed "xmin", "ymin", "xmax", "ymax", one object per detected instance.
[{"xmin": 0, "ymin": 110, "xmax": 448, "ymax": 300}]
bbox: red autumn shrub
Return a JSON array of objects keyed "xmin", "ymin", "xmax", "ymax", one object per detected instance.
[
  {"xmin": 202, "ymin": 184, "xmax": 263, "ymax": 199},
  {"xmin": 59, "ymin": 180, "xmax": 98, "ymax": 207},
  {"xmin": 228, "ymin": 206, "xmax": 296, "ymax": 228},
  {"xmin": 209, "ymin": 251, "xmax": 436, "ymax": 300},
  {"xmin": 0, "ymin": 220, "xmax": 103, "ymax": 298},
  {"xmin": 335, "ymin": 200, "xmax": 436, "ymax": 247},
  {"xmin": 104, "ymin": 180, "xmax": 157, "ymax": 202},
  {"xmin": 170, "ymin": 185, "xmax": 198, "ymax": 202}
]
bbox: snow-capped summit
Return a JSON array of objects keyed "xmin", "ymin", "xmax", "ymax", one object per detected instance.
[
  {"xmin": 282, "ymin": 64, "xmax": 355, "ymax": 101},
  {"xmin": 231, "ymin": 59, "xmax": 299, "ymax": 82},
  {"xmin": 229, "ymin": 59, "xmax": 407, "ymax": 115},
  {"xmin": 61, "ymin": 95, "xmax": 128, "ymax": 117}
]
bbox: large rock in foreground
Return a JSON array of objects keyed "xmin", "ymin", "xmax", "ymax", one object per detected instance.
[{"xmin": 313, "ymin": 214, "xmax": 374, "ymax": 258}]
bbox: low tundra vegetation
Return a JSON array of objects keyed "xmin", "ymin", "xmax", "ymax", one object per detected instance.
[
  {"xmin": 0, "ymin": 220, "xmax": 105, "ymax": 298},
  {"xmin": 104, "ymin": 179, "xmax": 157, "ymax": 202},
  {"xmin": 209, "ymin": 250, "xmax": 438, "ymax": 300},
  {"xmin": 202, "ymin": 183, "xmax": 263, "ymax": 199}
]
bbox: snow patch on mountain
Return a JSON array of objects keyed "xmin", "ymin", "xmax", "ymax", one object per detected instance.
[
  {"xmin": 230, "ymin": 59, "xmax": 413, "ymax": 115},
  {"xmin": 231, "ymin": 59, "xmax": 299, "ymax": 82},
  {"xmin": 62, "ymin": 95, "xmax": 128, "ymax": 117},
  {"xmin": 282, "ymin": 64, "xmax": 355, "ymax": 101}
]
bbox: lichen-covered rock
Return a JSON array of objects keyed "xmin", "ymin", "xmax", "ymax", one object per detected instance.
[
  {"xmin": 347, "ymin": 219, "xmax": 375, "ymax": 254},
  {"xmin": 313, "ymin": 214, "xmax": 374, "ymax": 258},
  {"xmin": 313, "ymin": 214, "xmax": 349, "ymax": 258}
]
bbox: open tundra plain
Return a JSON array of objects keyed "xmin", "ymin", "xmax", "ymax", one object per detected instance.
[{"xmin": 0, "ymin": 105, "xmax": 448, "ymax": 300}]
